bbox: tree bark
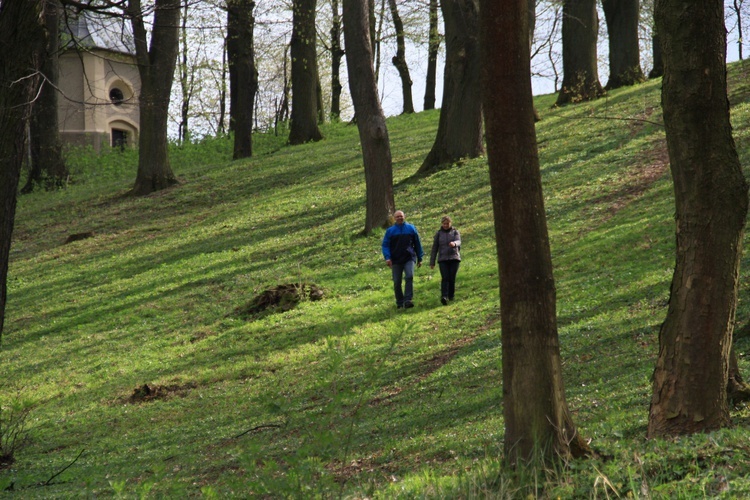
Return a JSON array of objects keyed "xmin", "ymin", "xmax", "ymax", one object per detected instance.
[
  {"xmin": 330, "ymin": 0, "xmax": 344, "ymax": 120},
  {"xmin": 288, "ymin": 0, "xmax": 323, "ymax": 145},
  {"xmin": 343, "ymin": 0, "xmax": 395, "ymax": 235},
  {"xmin": 0, "ymin": 0, "xmax": 46, "ymax": 339},
  {"xmin": 23, "ymin": 0, "xmax": 68, "ymax": 193},
  {"xmin": 218, "ymin": 35, "xmax": 228, "ymax": 134},
  {"xmin": 227, "ymin": 0, "xmax": 258, "ymax": 159},
  {"xmin": 528, "ymin": 0, "xmax": 541, "ymax": 122},
  {"xmin": 387, "ymin": 0, "xmax": 414, "ymax": 114},
  {"xmin": 727, "ymin": 347, "xmax": 750, "ymax": 404},
  {"xmin": 129, "ymin": 0, "xmax": 180, "ymax": 196},
  {"xmin": 479, "ymin": 0, "xmax": 590, "ymax": 463},
  {"xmin": 418, "ymin": 0, "xmax": 483, "ymax": 175},
  {"xmin": 374, "ymin": 0, "xmax": 385, "ymax": 84},
  {"xmin": 648, "ymin": 0, "xmax": 749, "ymax": 437},
  {"xmin": 602, "ymin": 0, "xmax": 645, "ymax": 90},
  {"xmin": 423, "ymin": 0, "xmax": 439, "ymax": 111},
  {"xmin": 648, "ymin": 33, "xmax": 663, "ymax": 79},
  {"xmin": 556, "ymin": 0, "xmax": 604, "ymax": 105}
]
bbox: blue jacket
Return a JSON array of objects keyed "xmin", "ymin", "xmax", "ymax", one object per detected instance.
[{"xmin": 382, "ymin": 222, "xmax": 424, "ymax": 265}]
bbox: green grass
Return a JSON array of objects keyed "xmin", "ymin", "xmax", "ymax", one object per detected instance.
[{"xmin": 3, "ymin": 59, "xmax": 750, "ymax": 498}]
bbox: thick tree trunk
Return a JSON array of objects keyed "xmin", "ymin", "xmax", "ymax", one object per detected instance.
[
  {"xmin": 387, "ymin": 0, "xmax": 414, "ymax": 114},
  {"xmin": 129, "ymin": 0, "xmax": 180, "ymax": 196},
  {"xmin": 343, "ymin": 0, "xmax": 395, "ymax": 234},
  {"xmin": 556, "ymin": 0, "xmax": 604, "ymax": 105},
  {"xmin": 289, "ymin": 0, "xmax": 323, "ymax": 145},
  {"xmin": 423, "ymin": 0, "xmax": 439, "ymax": 111},
  {"xmin": 330, "ymin": 0, "xmax": 344, "ymax": 120},
  {"xmin": 23, "ymin": 0, "xmax": 67, "ymax": 193},
  {"xmin": 0, "ymin": 0, "xmax": 46, "ymax": 338},
  {"xmin": 602, "ymin": 0, "xmax": 645, "ymax": 90},
  {"xmin": 228, "ymin": 0, "xmax": 259, "ymax": 159},
  {"xmin": 418, "ymin": 0, "xmax": 483, "ymax": 175},
  {"xmin": 648, "ymin": 0, "xmax": 749, "ymax": 437},
  {"xmin": 479, "ymin": 0, "xmax": 590, "ymax": 463},
  {"xmin": 648, "ymin": 33, "xmax": 664, "ymax": 79}
]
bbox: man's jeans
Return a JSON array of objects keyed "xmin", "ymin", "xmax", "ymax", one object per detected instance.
[{"xmin": 391, "ymin": 260, "xmax": 415, "ymax": 306}]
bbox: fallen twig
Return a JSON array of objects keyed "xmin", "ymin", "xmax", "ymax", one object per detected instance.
[
  {"xmin": 43, "ymin": 449, "xmax": 85, "ymax": 486},
  {"xmin": 233, "ymin": 423, "xmax": 283, "ymax": 439}
]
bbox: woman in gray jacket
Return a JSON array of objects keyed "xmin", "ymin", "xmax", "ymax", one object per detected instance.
[{"xmin": 429, "ymin": 216, "xmax": 462, "ymax": 305}]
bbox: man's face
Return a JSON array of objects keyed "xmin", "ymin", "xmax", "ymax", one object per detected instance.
[{"xmin": 394, "ymin": 211, "xmax": 405, "ymax": 224}]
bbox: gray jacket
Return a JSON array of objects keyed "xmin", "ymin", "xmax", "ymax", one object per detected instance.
[{"xmin": 430, "ymin": 228, "xmax": 461, "ymax": 266}]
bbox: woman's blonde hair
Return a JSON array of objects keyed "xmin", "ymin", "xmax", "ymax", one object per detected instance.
[{"xmin": 441, "ymin": 216, "xmax": 452, "ymax": 224}]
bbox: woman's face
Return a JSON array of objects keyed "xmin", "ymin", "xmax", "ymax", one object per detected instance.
[{"xmin": 441, "ymin": 219, "xmax": 451, "ymax": 229}]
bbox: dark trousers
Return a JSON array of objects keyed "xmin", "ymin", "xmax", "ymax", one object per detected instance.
[{"xmin": 438, "ymin": 260, "xmax": 460, "ymax": 299}]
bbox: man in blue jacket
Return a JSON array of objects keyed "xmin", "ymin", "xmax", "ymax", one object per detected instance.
[{"xmin": 382, "ymin": 210, "xmax": 424, "ymax": 308}]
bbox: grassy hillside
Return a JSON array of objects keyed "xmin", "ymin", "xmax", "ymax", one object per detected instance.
[{"xmin": 3, "ymin": 59, "xmax": 750, "ymax": 497}]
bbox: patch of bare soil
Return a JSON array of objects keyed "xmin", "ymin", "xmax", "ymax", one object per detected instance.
[
  {"xmin": 64, "ymin": 231, "xmax": 95, "ymax": 244},
  {"xmin": 591, "ymin": 139, "xmax": 670, "ymax": 221},
  {"xmin": 125, "ymin": 382, "xmax": 197, "ymax": 404},
  {"xmin": 234, "ymin": 282, "xmax": 324, "ymax": 319},
  {"xmin": 369, "ymin": 315, "xmax": 500, "ymax": 408}
]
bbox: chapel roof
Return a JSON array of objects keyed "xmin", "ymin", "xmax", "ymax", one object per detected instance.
[{"xmin": 61, "ymin": 9, "xmax": 136, "ymax": 55}]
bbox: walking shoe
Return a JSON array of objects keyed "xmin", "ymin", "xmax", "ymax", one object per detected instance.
[
  {"xmin": 441, "ymin": 297, "xmax": 448, "ymax": 305},
  {"xmin": 404, "ymin": 301, "xmax": 414, "ymax": 309}
]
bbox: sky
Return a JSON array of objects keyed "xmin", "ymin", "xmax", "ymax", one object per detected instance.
[{"xmin": 375, "ymin": 5, "xmax": 746, "ymax": 118}]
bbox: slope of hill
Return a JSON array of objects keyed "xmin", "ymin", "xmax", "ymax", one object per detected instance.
[{"xmin": 3, "ymin": 60, "xmax": 750, "ymax": 497}]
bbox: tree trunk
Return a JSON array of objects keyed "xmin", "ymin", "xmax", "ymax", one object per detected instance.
[
  {"xmin": 330, "ymin": 0, "xmax": 344, "ymax": 120},
  {"xmin": 343, "ymin": 0, "xmax": 395, "ymax": 235},
  {"xmin": 178, "ymin": 1, "xmax": 192, "ymax": 144},
  {"xmin": 23, "ymin": 0, "xmax": 67, "ymax": 193},
  {"xmin": 227, "ymin": 0, "xmax": 258, "ymax": 159},
  {"xmin": 374, "ymin": 0, "xmax": 385, "ymax": 84},
  {"xmin": 423, "ymin": 0, "xmax": 439, "ymax": 111},
  {"xmin": 602, "ymin": 0, "xmax": 645, "ymax": 90},
  {"xmin": 0, "ymin": 0, "xmax": 46, "ymax": 339},
  {"xmin": 528, "ymin": 0, "xmax": 536, "ymax": 43},
  {"xmin": 732, "ymin": 0, "xmax": 744, "ymax": 61},
  {"xmin": 528, "ymin": 0, "xmax": 541, "ymax": 122},
  {"xmin": 129, "ymin": 0, "xmax": 180, "ymax": 196},
  {"xmin": 277, "ymin": 44, "xmax": 291, "ymax": 128},
  {"xmin": 727, "ymin": 347, "xmax": 750, "ymax": 404},
  {"xmin": 556, "ymin": 0, "xmax": 604, "ymax": 105},
  {"xmin": 648, "ymin": 33, "xmax": 663, "ymax": 79},
  {"xmin": 218, "ymin": 35, "xmax": 227, "ymax": 134},
  {"xmin": 369, "ymin": 0, "xmax": 376, "ymax": 55},
  {"xmin": 479, "ymin": 0, "xmax": 591, "ymax": 463},
  {"xmin": 387, "ymin": 0, "xmax": 414, "ymax": 114},
  {"xmin": 648, "ymin": 0, "xmax": 749, "ymax": 438},
  {"xmin": 316, "ymin": 73, "xmax": 325, "ymax": 123},
  {"xmin": 418, "ymin": 0, "xmax": 483, "ymax": 175},
  {"xmin": 289, "ymin": 0, "xmax": 323, "ymax": 145}
]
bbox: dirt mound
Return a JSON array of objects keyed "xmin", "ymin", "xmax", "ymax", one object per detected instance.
[
  {"xmin": 127, "ymin": 383, "xmax": 196, "ymax": 404},
  {"xmin": 235, "ymin": 282, "xmax": 323, "ymax": 318}
]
